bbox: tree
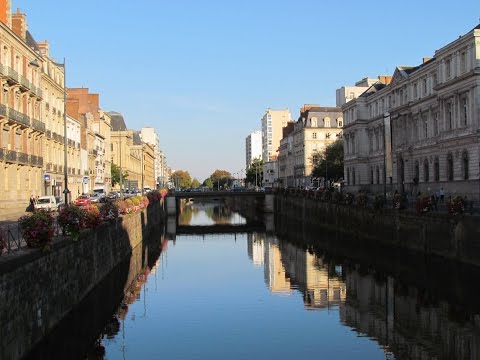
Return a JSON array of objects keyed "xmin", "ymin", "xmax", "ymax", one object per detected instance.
[
  {"xmin": 170, "ymin": 170, "xmax": 192, "ymax": 189},
  {"xmin": 246, "ymin": 158, "xmax": 263, "ymax": 187},
  {"xmin": 203, "ymin": 178, "xmax": 213, "ymax": 189},
  {"xmin": 111, "ymin": 163, "xmax": 128, "ymax": 187},
  {"xmin": 191, "ymin": 178, "xmax": 200, "ymax": 189},
  {"xmin": 311, "ymin": 140, "xmax": 344, "ymax": 183},
  {"xmin": 208, "ymin": 170, "xmax": 232, "ymax": 190}
]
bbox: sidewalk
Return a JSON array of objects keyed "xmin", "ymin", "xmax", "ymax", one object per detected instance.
[{"xmin": 0, "ymin": 208, "xmax": 29, "ymax": 223}]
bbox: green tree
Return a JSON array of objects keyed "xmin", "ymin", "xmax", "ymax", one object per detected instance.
[
  {"xmin": 191, "ymin": 178, "xmax": 200, "ymax": 189},
  {"xmin": 203, "ymin": 178, "xmax": 213, "ymax": 189},
  {"xmin": 246, "ymin": 158, "xmax": 263, "ymax": 187},
  {"xmin": 111, "ymin": 163, "xmax": 128, "ymax": 187},
  {"xmin": 208, "ymin": 170, "xmax": 232, "ymax": 190},
  {"xmin": 170, "ymin": 170, "xmax": 192, "ymax": 189},
  {"xmin": 311, "ymin": 140, "xmax": 344, "ymax": 182}
]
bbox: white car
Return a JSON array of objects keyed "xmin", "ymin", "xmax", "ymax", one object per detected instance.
[{"xmin": 34, "ymin": 196, "xmax": 60, "ymax": 212}]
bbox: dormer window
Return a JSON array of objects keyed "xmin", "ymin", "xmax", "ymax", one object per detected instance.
[
  {"xmin": 311, "ymin": 117, "xmax": 317, "ymax": 127},
  {"xmin": 324, "ymin": 117, "xmax": 331, "ymax": 127}
]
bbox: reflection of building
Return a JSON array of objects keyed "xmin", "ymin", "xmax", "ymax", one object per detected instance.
[
  {"xmin": 247, "ymin": 233, "xmax": 265, "ymax": 267},
  {"xmin": 279, "ymin": 241, "xmax": 346, "ymax": 309},
  {"xmin": 264, "ymin": 236, "xmax": 291, "ymax": 294},
  {"xmin": 340, "ymin": 266, "xmax": 480, "ymax": 360}
]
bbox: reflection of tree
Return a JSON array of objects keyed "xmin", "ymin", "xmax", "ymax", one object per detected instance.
[
  {"xmin": 179, "ymin": 204, "xmax": 201, "ymax": 225},
  {"xmin": 103, "ymin": 315, "xmax": 121, "ymax": 339},
  {"xmin": 205, "ymin": 205, "xmax": 234, "ymax": 224}
]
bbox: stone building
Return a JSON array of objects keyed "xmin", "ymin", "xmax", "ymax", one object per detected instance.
[
  {"xmin": 0, "ymin": 5, "xmax": 44, "ymax": 212},
  {"xmin": 291, "ymin": 105, "xmax": 343, "ymax": 188},
  {"xmin": 278, "ymin": 122, "xmax": 295, "ymax": 187},
  {"xmin": 343, "ymin": 25, "xmax": 480, "ymax": 198}
]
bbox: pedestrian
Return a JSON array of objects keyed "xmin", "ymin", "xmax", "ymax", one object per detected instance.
[
  {"xmin": 430, "ymin": 195, "xmax": 438, "ymax": 211},
  {"xmin": 439, "ymin": 187, "xmax": 445, "ymax": 202},
  {"xmin": 29, "ymin": 195, "xmax": 35, "ymax": 212}
]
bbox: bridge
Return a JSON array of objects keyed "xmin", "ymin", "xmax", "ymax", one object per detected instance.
[
  {"xmin": 165, "ymin": 190, "xmax": 274, "ymax": 216},
  {"xmin": 176, "ymin": 223, "xmax": 265, "ymax": 235}
]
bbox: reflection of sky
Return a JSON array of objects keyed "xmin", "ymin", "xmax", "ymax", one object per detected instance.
[{"xmin": 103, "ymin": 234, "xmax": 388, "ymax": 360}]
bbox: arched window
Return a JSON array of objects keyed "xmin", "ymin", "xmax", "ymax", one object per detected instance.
[
  {"xmin": 423, "ymin": 159, "xmax": 429, "ymax": 182},
  {"xmin": 447, "ymin": 153, "xmax": 454, "ymax": 181},
  {"xmin": 434, "ymin": 157, "xmax": 440, "ymax": 181},
  {"xmin": 347, "ymin": 168, "xmax": 350, "ymax": 185},
  {"xmin": 462, "ymin": 150, "xmax": 469, "ymax": 180},
  {"xmin": 324, "ymin": 117, "xmax": 331, "ymax": 128},
  {"xmin": 311, "ymin": 117, "xmax": 317, "ymax": 127}
]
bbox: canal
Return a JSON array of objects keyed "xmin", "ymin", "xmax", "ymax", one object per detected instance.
[{"xmin": 25, "ymin": 200, "xmax": 480, "ymax": 359}]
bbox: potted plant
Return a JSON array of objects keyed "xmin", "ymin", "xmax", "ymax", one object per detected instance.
[
  {"xmin": 19, "ymin": 211, "xmax": 55, "ymax": 250},
  {"xmin": 0, "ymin": 230, "xmax": 6, "ymax": 255},
  {"xmin": 373, "ymin": 194, "xmax": 385, "ymax": 210},
  {"xmin": 447, "ymin": 196, "xmax": 465, "ymax": 216},
  {"xmin": 415, "ymin": 194, "xmax": 431, "ymax": 213},
  {"xmin": 83, "ymin": 204, "xmax": 102, "ymax": 228},
  {"xmin": 356, "ymin": 192, "xmax": 368, "ymax": 208}
]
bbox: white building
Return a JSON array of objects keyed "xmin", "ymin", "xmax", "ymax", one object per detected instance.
[
  {"xmin": 336, "ymin": 77, "xmax": 379, "ymax": 107},
  {"xmin": 261, "ymin": 108, "xmax": 291, "ymax": 162},
  {"xmin": 343, "ymin": 24, "xmax": 480, "ymax": 198},
  {"xmin": 245, "ymin": 130, "xmax": 262, "ymax": 169},
  {"xmin": 262, "ymin": 160, "xmax": 278, "ymax": 189}
]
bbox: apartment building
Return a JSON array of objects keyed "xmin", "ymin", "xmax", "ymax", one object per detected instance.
[
  {"xmin": 261, "ymin": 108, "xmax": 291, "ymax": 162},
  {"xmin": 140, "ymin": 127, "xmax": 161, "ymax": 188},
  {"xmin": 245, "ymin": 130, "xmax": 262, "ymax": 169},
  {"xmin": 292, "ymin": 105, "xmax": 343, "ymax": 187},
  {"xmin": 343, "ymin": 24, "xmax": 480, "ymax": 198},
  {"xmin": 0, "ymin": 5, "xmax": 45, "ymax": 211}
]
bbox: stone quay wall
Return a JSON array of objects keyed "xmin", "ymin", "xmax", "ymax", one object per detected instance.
[
  {"xmin": 275, "ymin": 194, "xmax": 480, "ymax": 266},
  {"xmin": 0, "ymin": 202, "xmax": 164, "ymax": 360}
]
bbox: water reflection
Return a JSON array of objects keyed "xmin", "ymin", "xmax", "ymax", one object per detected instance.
[{"xmin": 179, "ymin": 201, "xmax": 246, "ymax": 226}]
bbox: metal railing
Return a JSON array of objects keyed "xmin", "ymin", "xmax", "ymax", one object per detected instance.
[
  {"xmin": 7, "ymin": 107, "xmax": 30, "ymax": 127},
  {"xmin": 17, "ymin": 152, "xmax": 29, "ymax": 164},
  {"xmin": 0, "ymin": 148, "xmax": 4, "ymax": 161},
  {"xmin": 31, "ymin": 118, "xmax": 46, "ymax": 132},
  {"xmin": 20, "ymin": 75, "xmax": 30, "ymax": 90},
  {"xmin": 30, "ymin": 155, "xmax": 43, "ymax": 167},
  {"xmin": 6, "ymin": 150, "xmax": 17, "ymax": 162},
  {"xmin": 0, "ymin": 104, "xmax": 7, "ymax": 117},
  {"xmin": 6, "ymin": 66, "xmax": 19, "ymax": 83}
]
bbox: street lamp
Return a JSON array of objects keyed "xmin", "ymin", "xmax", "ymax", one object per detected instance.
[{"xmin": 62, "ymin": 58, "xmax": 70, "ymax": 205}]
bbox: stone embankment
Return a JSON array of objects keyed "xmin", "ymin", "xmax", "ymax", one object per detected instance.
[
  {"xmin": 0, "ymin": 202, "xmax": 164, "ymax": 360},
  {"xmin": 275, "ymin": 194, "xmax": 480, "ymax": 266}
]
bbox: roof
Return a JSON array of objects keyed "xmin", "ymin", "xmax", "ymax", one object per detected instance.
[
  {"xmin": 132, "ymin": 131, "xmax": 142, "ymax": 145},
  {"xmin": 26, "ymin": 30, "xmax": 40, "ymax": 53},
  {"xmin": 108, "ymin": 111, "xmax": 127, "ymax": 131}
]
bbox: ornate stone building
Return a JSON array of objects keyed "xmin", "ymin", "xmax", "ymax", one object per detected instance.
[
  {"xmin": 343, "ymin": 25, "xmax": 480, "ymax": 198},
  {"xmin": 0, "ymin": 6, "xmax": 44, "ymax": 212}
]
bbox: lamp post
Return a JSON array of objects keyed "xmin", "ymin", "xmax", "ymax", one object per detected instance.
[
  {"xmin": 119, "ymin": 133, "xmax": 123, "ymax": 200},
  {"xmin": 62, "ymin": 58, "xmax": 70, "ymax": 205}
]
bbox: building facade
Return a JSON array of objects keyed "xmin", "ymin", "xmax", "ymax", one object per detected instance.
[
  {"xmin": 245, "ymin": 130, "xmax": 262, "ymax": 170},
  {"xmin": 292, "ymin": 105, "xmax": 343, "ymax": 188},
  {"xmin": 343, "ymin": 25, "xmax": 480, "ymax": 198},
  {"xmin": 0, "ymin": 6, "xmax": 45, "ymax": 212},
  {"xmin": 140, "ymin": 127, "xmax": 161, "ymax": 188},
  {"xmin": 261, "ymin": 108, "xmax": 291, "ymax": 162}
]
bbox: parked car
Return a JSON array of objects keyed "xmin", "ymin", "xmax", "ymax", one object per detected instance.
[
  {"xmin": 106, "ymin": 192, "xmax": 118, "ymax": 201},
  {"xmin": 34, "ymin": 195, "xmax": 60, "ymax": 212},
  {"xmin": 74, "ymin": 195, "xmax": 91, "ymax": 207}
]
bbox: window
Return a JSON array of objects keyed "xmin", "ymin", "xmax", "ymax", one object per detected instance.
[
  {"xmin": 352, "ymin": 168, "xmax": 356, "ymax": 185},
  {"xmin": 324, "ymin": 117, "xmax": 331, "ymax": 127},
  {"xmin": 445, "ymin": 58, "xmax": 451, "ymax": 78},
  {"xmin": 460, "ymin": 52, "xmax": 466, "ymax": 73},
  {"xmin": 325, "ymin": 133, "xmax": 331, "ymax": 139},
  {"xmin": 414, "ymin": 83, "xmax": 418, "ymax": 99},
  {"xmin": 447, "ymin": 153, "xmax": 454, "ymax": 181},
  {"xmin": 423, "ymin": 159, "xmax": 429, "ymax": 182},
  {"xmin": 447, "ymin": 103, "xmax": 453, "ymax": 130},
  {"xmin": 462, "ymin": 151, "xmax": 469, "ymax": 180},
  {"xmin": 312, "ymin": 132, "xmax": 317, "ymax": 139},
  {"xmin": 347, "ymin": 168, "xmax": 350, "ymax": 185},
  {"xmin": 414, "ymin": 161, "xmax": 420, "ymax": 184},
  {"xmin": 433, "ymin": 112, "xmax": 439, "ymax": 135},
  {"xmin": 423, "ymin": 78, "xmax": 427, "ymax": 94},
  {"xmin": 370, "ymin": 167, "xmax": 374, "ymax": 184},
  {"xmin": 462, "ymin": 97, "xmax": 468, "ymax": 125},
  {"xmin": 376, "ymin": 166, "xmax": 380, "ymax": 184},
  {"xmin": 337, "ymin": 118, "xmax": 343, "ymax": 127},
  {"xmin": 434, "ymin": 157, "xmax": 440, "ymax": 181},
  {"xmin": 424, "ymin": 117, "xmax": 428, "ymax": 138},
  {"xmin": 311, "ymin": 117, "xmax": 317, "ymax": 127}
]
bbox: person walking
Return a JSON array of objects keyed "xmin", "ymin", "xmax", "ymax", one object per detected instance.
[
  {"xmin": 29, "ymin": 195, "xmax": 36, "ymax": 212},
  {"xmin": 439, "ymin": 187, "xmax": 445, "ymax": 202}
]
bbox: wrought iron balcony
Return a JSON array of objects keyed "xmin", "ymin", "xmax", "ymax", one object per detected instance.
[
  {"xmin": 31, "ymin": 118, "xmax": 45, "ymax": 132},
  {"xmin": 0, "ymin": 104, "xmax": 6, "ymax": 117},
  {"xmin": 30, "ymin": 155, "xmax": 43, "ymax": 167},
  {"xmin": 7, "ymin": 107, "xmax": 30, "ymax": 127},
  {"xmin": 0, "ymin": 147, "xmax": 4, "ymax": 161},
  {"xmin": 5, "ymin": 66, "xmax": 19, "ymax": 84},
  {"xmin": 6, "ymin": 150, "xmax": 17, "ymax": 162},
  {"xmin": 46, "ymin": 130, "xmax": 52, "ymax": 139},
  {"xmin": 17, "ymin": 152, "xmax": 29, "ymax": 164},
  {"xmin": 19, "ymin": 76, "xmax": 30, "ymax": 91},
  {"xmin": 53, "ymin": 164, "xmax": 58, "ymax": 172},
  {"xmin": 46, "ymin": 162, "xmax": 52, "ymax": 171}
]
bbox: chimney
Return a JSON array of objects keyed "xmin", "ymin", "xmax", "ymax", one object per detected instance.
[
  {"xmin": 0, "ymin": 0, "xmax": 12, "ymax": 28},
  {"xmin": 422, "ymin": 57, "xmax": 432, "ymax": 64},
  {"xmin": 37, "ymin": 41, "xmax": 50, "ymax": 57},
  {"xmin": 378, "ymin": 75, "xmax": 393, "ymax": 85},
  {"xmin": 12, "ymin": 8, "xmax": 26, "ymax": 40}
]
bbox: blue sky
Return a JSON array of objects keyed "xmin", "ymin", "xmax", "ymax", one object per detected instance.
[{"xmin": 15, "ymin": 0, "xmax": 479, "ymax": 181}]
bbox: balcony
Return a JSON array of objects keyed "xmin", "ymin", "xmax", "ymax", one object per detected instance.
[
  {"xmin": 29, "ymin": 84, "xmax": 43, "ymax": 99},
  {"xmin": 5, "ymin": 150, "xmax": 16, "ymax": 162},
  {"xmin": 7, "ymin": 107, "xmax": 30, "ymax": 128},
  {"xmin": 5, "ymin": 66, "xmax": 19, "ymax": 85},
  {"xmin": 19, "ymin": 75, "xmax": 30, "ymax": 92},
  {"xmin": 46, "ymin": 162, "xmax": 52, "ymax": 171},
  {"xmin": 31, "ymin": 118, "xmax": 46, "ymax": 133},
  {"xmin": 46, "ymin": 130, "xmax": 52, "ymax": 139},
  {"xmin": 17, "ymin": 152, "xmax": 29, "ymax": 165},
  {"xmin": 53, "ymin": 164, "xmax": 58, "ymax": 173},
  {"xmin": 30, "ymin": 155, "xmax": 43, "ymax": 167},
  {"xmin": 0, "ymin": 104, "xmax": 6, "ymax": 118},
  {"xmin": 0, "ymin": 148, "xmax": 4, "ymax": 161}
]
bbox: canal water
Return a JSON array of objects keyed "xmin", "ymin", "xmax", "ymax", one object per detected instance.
[{"xmin": 26, "ymin": 201, "xmax": 480, "ymax": 359}]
